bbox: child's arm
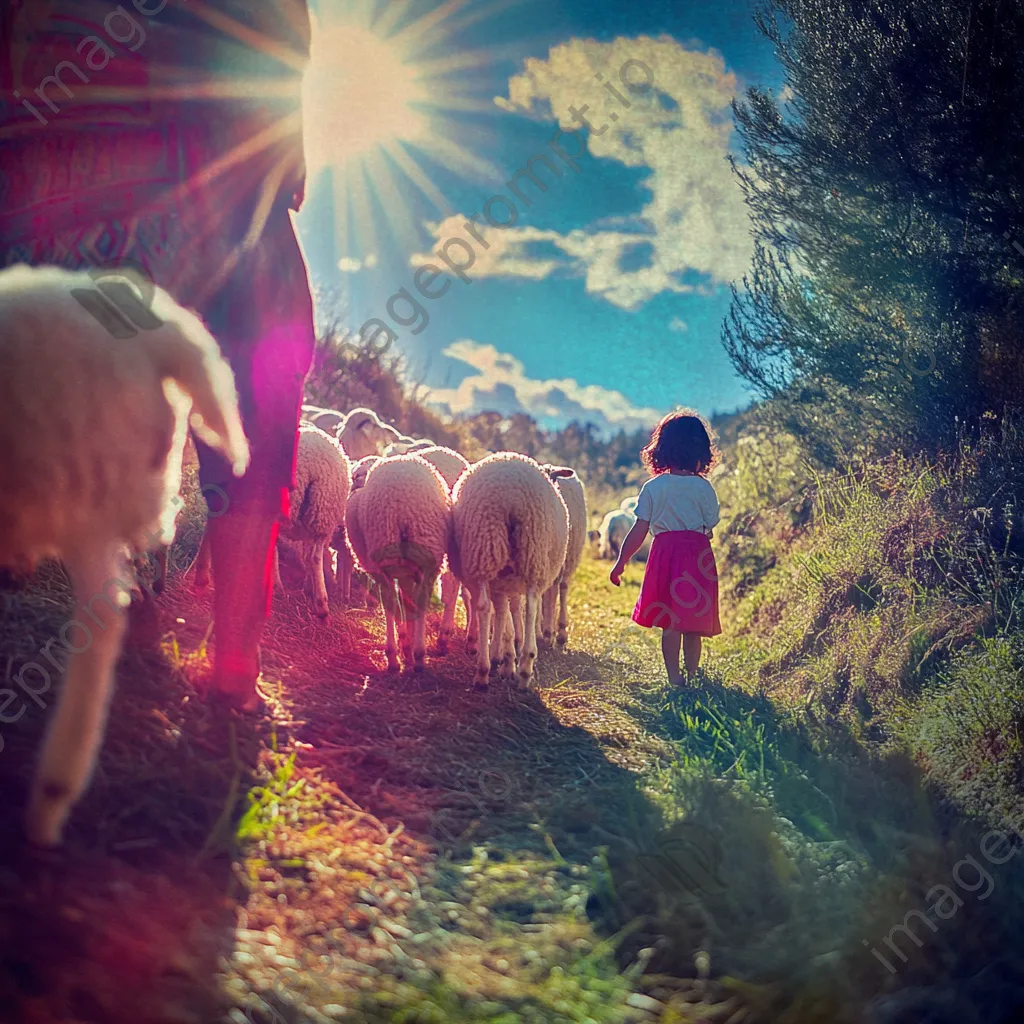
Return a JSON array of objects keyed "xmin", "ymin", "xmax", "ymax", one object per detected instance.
[{"xmin": 610, "ymin": 519, "xmax": 650, "ymax": 586}]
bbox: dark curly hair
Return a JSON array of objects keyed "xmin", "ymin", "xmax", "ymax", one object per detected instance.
[{"xmin": 640, "ymin": 409, "xmax": 719, "ymax": 476}]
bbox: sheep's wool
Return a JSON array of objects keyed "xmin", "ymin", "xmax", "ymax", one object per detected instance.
[
  {"xmin": 451, "ymin": 452, "xmax": 569, "ymax": 594},
  {"xmin": 0, "ymin": 263, "xmax": 247, "ymax": 567}
]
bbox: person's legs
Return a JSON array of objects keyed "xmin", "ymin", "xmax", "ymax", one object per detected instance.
[
  {"xmin": 683, "ymin": 633, "xmax": 703, "ymax": 680},
  {"xmin": 661, "ymin": 628, "xmax": 683, "ymax": 685},
  {"xmin": 196, "ymin": 207, "xmax": 315, "ymax": 709}
]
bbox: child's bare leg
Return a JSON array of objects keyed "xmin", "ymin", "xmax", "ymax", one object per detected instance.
[
  {"xmin": 661, "ymin": 628, "xmax": 683, "ymax": 684},
  {"xmin": 683, "ymin": 634, "xmax": 703, "ymax": 679}
]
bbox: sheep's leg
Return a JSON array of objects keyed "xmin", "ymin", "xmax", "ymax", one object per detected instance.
[
  {"xmin": 518, "ymin": 588, "xmax": 542, "ymax": 690},
  {"xmin": 26, "ymin": 543, "xmax": 127, "ymax": 846},
  {"xmin": 472, "ymin": 583, "xmax": 492, "ymax": 687},
  {"xmin": 465, "ymin": 586, "xmax": 479, "ymax": 654},
  {"xmin": 491, "ymin": 594, "xmax": 516, "ymax": 679},
  {"xmin": 336, "ymin": 540, "xmax": 352, "ymax": 607},
  {"xmin": 191, "ymin": 530, "xmax": 213, "ymax": 593},
  {"xmin": 511, "ymin": 595, "xmax": 524, "ymax": 659},
  {"xmin": 322, "ymin": 543, "xmax": 336, "ymax": 601},
  {"xmin": 461, "ymin": 585, "xmax": 474, "ymax": 639},
  {"xmin": 412, "ymin": 610, "xmax": 427, "ymax": 673},
  {"xmin": 557, "ymin": 580, "xmax": 570, "ymax": 646},
  {"xmin": 382, "ymin": 585, "xmax": 400, "ymax": 671},
  {"xmin": 540, "ymin": 586, "xmax": 557, "ymax": 645},
  {"xmin": 438, "ymin": 570, "xmax": 458, "ymax": 654},
  {"xmin": 309, "ymin": 538, "xmax": 330, "ymax": 618}
]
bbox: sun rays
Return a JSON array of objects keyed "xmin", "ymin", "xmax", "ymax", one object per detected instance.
[{"xmin": 302, "ymin": 0, "xmax": 508, "ymax": 266}]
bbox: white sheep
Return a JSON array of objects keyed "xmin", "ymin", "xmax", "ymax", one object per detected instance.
[
  {"xmin": 596, "ymin": 506, "xmax": 652, "ymax": 562},
  {"xmin": 383, "ymin": 437, "xmax": 435, "ymax": 457},
  {"xmin": 345, "ymin": 454, "xmax": 451, "ymax": 672},
  {"xmin": 339, "ymin": 454, "xmax": 381, "ymax": 607},
  {"xmin": 414, "ymin": 445, "xmax": 472, "ymax": 651},
  {"xmin": 451, "ymin": 452, "xmax": 568, "ymax": 689},
  {"xmin": 0, "ymin": 263, "xmax": 249, "ymax": 847},
  {"xmin": 337, "ymin": 407, "xmax": 401, "ymax": 461},
  {"xmin": 539, "ymin": 465, "xmax": 587, "ymax": 646},
  {"xmin": 620, "ymin": 495, "xmax": 639, "ymax": 513},
  {"xmin": 309, "ymin": 407, "xmax": 345, "ymax": 435},
  {"xmin": 273, "ymin": 424, "xmax": 351, "ymax": 618}
]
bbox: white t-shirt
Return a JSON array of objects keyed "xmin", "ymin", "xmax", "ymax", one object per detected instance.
[{"xmin": 634, "ymin": 473, "xmax": 720, "ymax": 536}]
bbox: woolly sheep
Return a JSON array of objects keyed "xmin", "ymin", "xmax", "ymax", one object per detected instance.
[
  {"xmin": 337, "ymin": 407, "xmax": 400, "ymax": 461},
  {"xmin": 414, "ymin": 446, "xmax": 472, "ymax": 651},
  {"xmin": 309, "ymin": 407, "xmax": 345, "ymax": 435},
  {"xmin": 383, "ymin": 437, "xmax": 435, "ymax": 457},
  {"xmin": 0, "ymin": 263, "xmax": 249, "ymax": 847},
  {"xmin": 620, "ymin": 495, "xmax": 639, "ymax": 513},
  {"xmin": 451, "ymin": 452, "xmax": 569, "ymax": 689},
  {"xmin": 338, "ymin": 454, "xmax": 381, "ymax": 607},
  {"xmin": 597, "ymin": 507, "xmax": 652, "ymax": 562},
  {"xmin": 539, "ymin": 465, "xmax": 587, "ymax": 646},
  {"xmin": 345, "ymin": 454, "xmax": 451, "ymax": 672},
  {"xmin": 273, "ymin": 424, "xmax": 351, "ymax": 618}
]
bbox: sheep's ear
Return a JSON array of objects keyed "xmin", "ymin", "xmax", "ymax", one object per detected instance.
[
  {"xmin": 355, "ymin": 417, "xmax": 374, "ymax": 435},
  {"xmin": 587, "ymin": 530, "xmax": 599, "ymax": 542},
  {"xmin": 549, "ymin": 467, "xmax": 574, "ymax": 479}
]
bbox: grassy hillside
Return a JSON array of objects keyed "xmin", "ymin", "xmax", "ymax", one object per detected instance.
[{"xmin": 1, "ymin": 356, "xmax": 1023, "ymax": 1023}]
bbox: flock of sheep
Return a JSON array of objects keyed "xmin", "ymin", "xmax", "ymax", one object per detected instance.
[
  {"xmin": 253, "ymin": 401, "xmax": 589, "ymax": 690},
  {"xmin": 0, "ymin": 264, "xmax": 645, "ymax": 847}
]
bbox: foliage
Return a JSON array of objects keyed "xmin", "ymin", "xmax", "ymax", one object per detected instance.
[{"xmin": 725, "ymin": 0, "xmax": 1024, "ymax": 462}]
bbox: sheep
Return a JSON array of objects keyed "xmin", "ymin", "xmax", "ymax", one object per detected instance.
[
  {"xmin": 597, "ymin": 506, "xmax": 652, "ymax": 562},
  {"xmin": 336, "ymin": 407, "xmax": 400, "ymax": 461},
  {"xmin": 620, "ymin": 495, "xmax": 639, "ymax": 513},
  {"xmin": 539, "ymin": 465, "xmax": 587, "ymax": 647},
  {"xmin": 414, "ymin": 446, "xmax": 472, "ymax": 651},
  {"xmin": 338, "ymin": 454, "xmax": 381, "ymax": 607},
  {"xmin": 0, "ymin": 263, "xmax": 249, "ymax": 847},
  {"xmin": 345, "ymin": 454, "xmax": 451, "ymax": 672},
  {"xmin": 383, "ymin": 437, "xmax": 435, "ymax": 457},
  {"xmin": 451, "ymin": 452, "xmax": 569, "ymax": 689},
  {"xmin": 273, "ymin": 424, "xmax": 351, "ymax": 618},
  {"xmin": 308, "ymin": 407, "xmax": 345, "ymax": 435}
]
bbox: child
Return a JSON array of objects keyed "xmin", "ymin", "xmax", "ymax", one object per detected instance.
[{"xmin": 609, "ymin": 410, "xmax": 721, "ymax": 685}]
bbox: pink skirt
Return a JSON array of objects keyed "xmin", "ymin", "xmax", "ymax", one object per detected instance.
[{"xmin": 632, "ymin": 531, "xmax": 722, "ymax": 636}]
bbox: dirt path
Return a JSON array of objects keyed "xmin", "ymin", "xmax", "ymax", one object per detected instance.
[{"xmin": 2, "ymin": 557, "xmax": 1024, "ymax": 1023}]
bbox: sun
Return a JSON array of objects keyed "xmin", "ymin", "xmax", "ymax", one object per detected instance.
[
  {"xmin": 301, "ymin": 25, "xmax": 430, "ymax": 167},
  {"xmin": 298, "ymin": 3, "xmax": 507, "ymax": 264}
]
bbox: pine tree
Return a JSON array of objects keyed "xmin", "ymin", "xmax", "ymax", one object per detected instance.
[{"xmin": 725, "ymin": 0, "xmax": 1024, "ymax": 463}]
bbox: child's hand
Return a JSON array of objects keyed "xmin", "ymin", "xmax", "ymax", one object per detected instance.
[{"xmin": 609, "ymin": 564, "xmax": 624, "ymax": 586}]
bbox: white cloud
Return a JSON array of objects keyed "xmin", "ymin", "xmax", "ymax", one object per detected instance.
[
  {"xmin": 409, "ymin": 36, "xmax": 755, "ymax": 309},
  {"xmin": 337, "ymin": 253, "xmax": 378, "ymax": 273},
  {"xmin": 424, "ymin": 339, "xmax": 662, "ymax": 437},
  {"xmin": 778, "ymin": 84, "xmax": 795, "ymax": 104},
  {"xmin": 669, "ymin": 317, "xmax": 688, "ymax": 332}
]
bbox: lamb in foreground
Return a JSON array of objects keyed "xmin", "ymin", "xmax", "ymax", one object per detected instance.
[
  {"xmin": 540, "ymin": 465, "xmax": 587, "ymax": 646},
  {"xmin": 273, "ymin": 424, "xmax": 351, "ymax": 617},
  {"xmin": 451, "ymin": 452, "xmax": 569, "ymax": 688},
  {"xmin": 345, "ymin": 454, "xmax": 451, "ymax": 672},
  {"xmin": 0, "ymin": 263, "xmax": 249, "ymax": 847}
]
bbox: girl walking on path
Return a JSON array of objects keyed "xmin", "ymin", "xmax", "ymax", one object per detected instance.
[{"xmin": 609, "ymin": 410, "xmax": 722, "ymax": 685}]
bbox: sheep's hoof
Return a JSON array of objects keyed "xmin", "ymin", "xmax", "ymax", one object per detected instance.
[
  {"xmin": 473, "ymin": 668, "xmax": 490, "ymax": 688},
  {"xmin": 413, "ymin": 655, "xmax": 425, "ymax": 673},
  {"xmin": 472, "ymin": 679, "xmax": 489, "ymax": 692},
  {"xmin": 542, "ymin": 630, "xmax": 553, "ymax": 644},
  {"xmin": 517, "ymin": 671, "xmax": 534, "ymax": 690},
  {"xmin": 316, "ymin": 607, "xmax": 329, "ymax": 620},
  {"xmin": 467, "ymin": 643, "xmax": 478, "ymax": 656},
  {"xmin": 436, "ymin": 637, "xmax": 449, "ymax": 655},
  {"xmin": 556, "ymin": 632, "xmax": 568, "ymax": 646},
  {"xmin": 386, "ymin": 655, "xmax": 400, "ymax": 672}
]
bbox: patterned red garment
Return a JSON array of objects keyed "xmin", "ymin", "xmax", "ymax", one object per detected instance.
[{"xmin": 0, "ymin": 0, "xmax": 310, "ymax": 305}]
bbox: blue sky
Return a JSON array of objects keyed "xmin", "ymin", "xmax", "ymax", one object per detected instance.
[{"xmin": 295, "ymin": 0, "xmax": 788, "ymax": 436}]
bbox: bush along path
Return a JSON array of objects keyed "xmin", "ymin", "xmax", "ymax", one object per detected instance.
[{"xmin": 2, "ymin": 539, "xmax": 1024, "ymax": 1023}]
